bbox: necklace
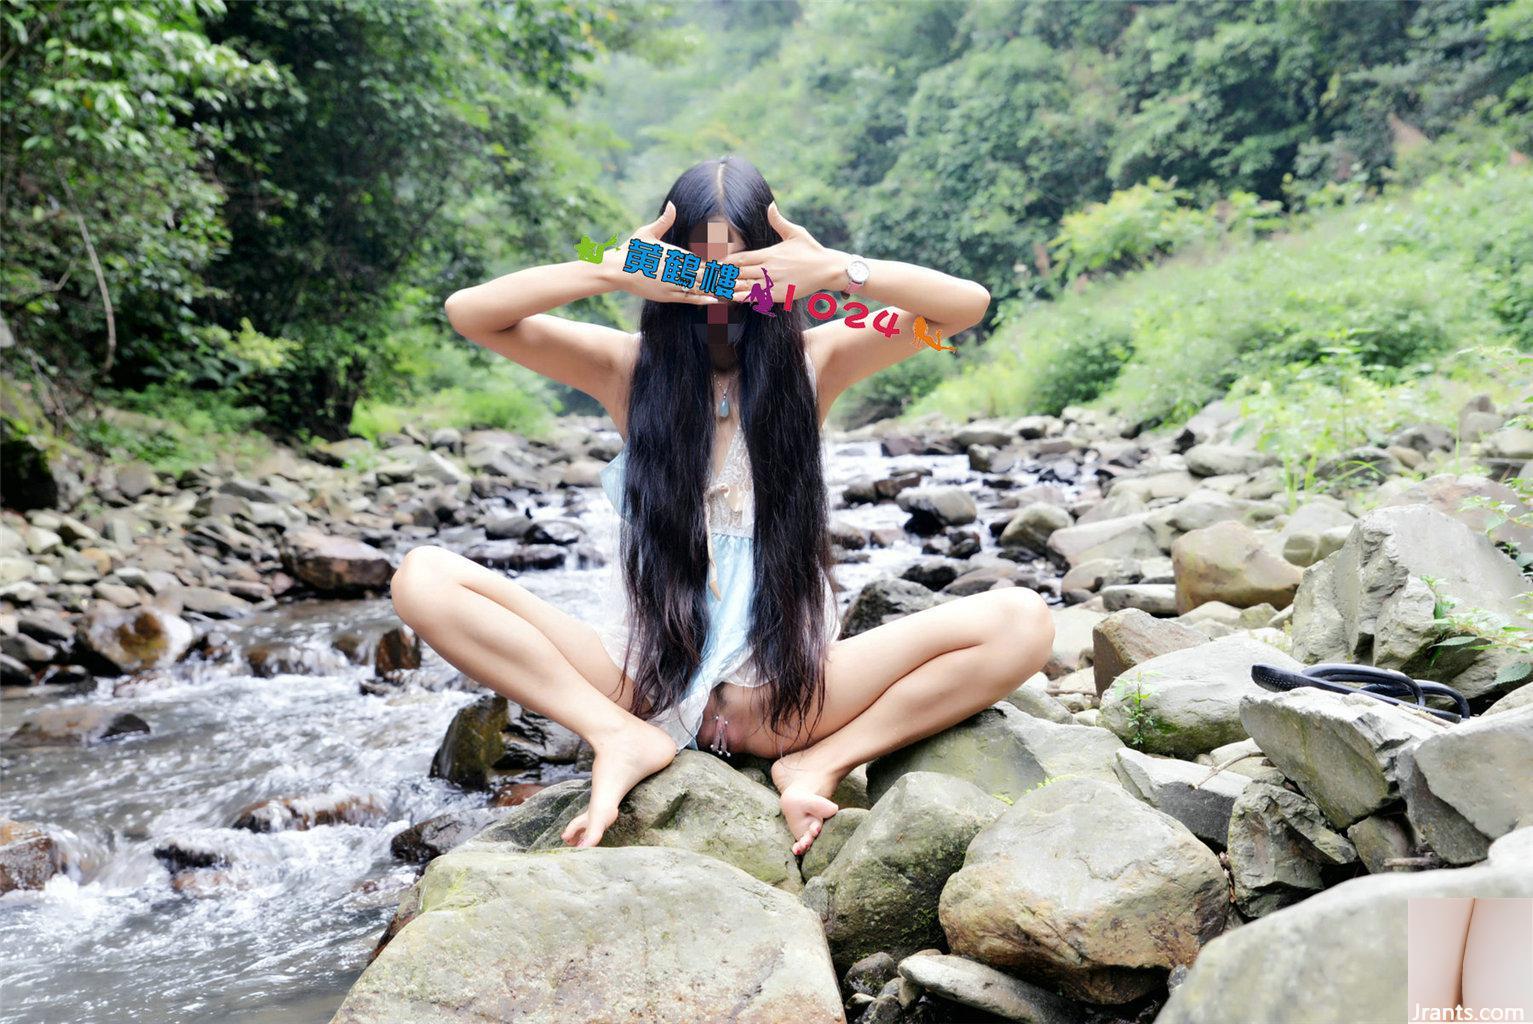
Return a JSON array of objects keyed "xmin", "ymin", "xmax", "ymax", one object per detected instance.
[{"xmin": 712, "ymin": 367, "xmax": 736, "ymax": 419}]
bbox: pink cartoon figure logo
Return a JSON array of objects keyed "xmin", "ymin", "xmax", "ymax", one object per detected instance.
[{"xmin": 745, "ymin": 267, "xmax": 777, "ymax": 316}]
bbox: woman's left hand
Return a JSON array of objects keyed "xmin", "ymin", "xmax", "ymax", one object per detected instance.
[{"xmin": 726, "ymin": 202, "xmax": 843, "ymax": 302}]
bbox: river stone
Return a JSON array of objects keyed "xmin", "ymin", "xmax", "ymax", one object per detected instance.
[
  {"xmin": 0, "ymin": 819, "xmax": 67, "ymax": 892},
  {"xmin": 1091, "ymin": 607, "xmax": 1207, "ymax": 696},
  {"xmin": 842, "ymin": 577, "xmax": 945, "ymax": 637},
  {"xmin": 464, "ymin": 752, "xmax": 803, "ymax": 891},
  {"xmin": 1046, "ymin": 605, "xmax": 1104, "ymax": 677},
  {"xmin": 1171, "ymin": 521, "xmax": 1302, "ymax": 613},
  {"xmin": 1486, "ymin": 680, "xmax": 1533, "ymax": 715},
  {"xmin": 1288, "ymin": 505, "xmax": 1532, "ymax": 701},
  {"xmin": 799, "ymin": 807, "xmax": 868, "ymax": 881},
  {"xmin": 1113, "ymin": 748, "xmax": 1250, "ymax": 847},
  {"xmin": 331, "ymin": 845, "xmax": 842, "ymax": 1024},
  {"xmin": 1239, "ymin": 688, "xmax": 1447, "ymax": 828},
  {"xmin": 1099, "ymin": 583, "xmax": 1177, "ymax": 615},
  {"xmin": 390, "ymin": 807, "xmax": 511, "ymax": 865},
  {"xmin": 896, "ymin": 485, "xmax": 977, "ymax": 532},
  {"xmin": 802, "ymin": 772, "xmax": 1005, "ymax": 973},
  {"xmin": 1183, "ymin": 443, "xmax": 1271, "ymax": 477},
  {"xmin": 1226, "ymin": 781, "xmax": 1356, "ymax": 918},
  {"xmin": 8, "ymin": 705, "xmax": 150, "ymax": 747},
  {"xmin": 1378, "ymin": 473, "xmax": 1533, "ymax": 551},
  {"xmin": 1047, "ymin": 512, "xmax": 1161, "ymax": 569},
  {"xmin": 1409, "ymin": 705, "xmax": 1533, "ymax": 839},
  {"xmin": 999, "ymin": 502, "xmax": 1073, "ymax": 554},
  {"xmin": 938, "ymin": 777, "xmax": 1227, "ymax": 1005},
  {"xmin": 1157, "ymin": 826, "xmax": 1533, "ymax": 1024},
  {"xmin": 1099, "ymin": 635, "xmax": 1299, "ymax": 758},
  {"xmin": 897, "ymin": 952, "xmax": 1086, "ymax": 1024},
  {"xmin": 1345, "ymin": 813, "xmax": 1415, "ymax": 874},
  {"xmin": 1002, "ymin": 679, "xmax": 1075, "ymax": 723},
  {"xmin": 76, "ymin": 603, "xmax": 194, "ymax": 674},
  {"xmin": 281, "ymin": 527, "xmax": 392, "ymax": 593},
  {"xmin": 865, "ymin": 701, "xmax": 1124, "ymax": 805}
]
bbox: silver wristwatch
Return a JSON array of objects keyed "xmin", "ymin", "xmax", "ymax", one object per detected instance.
[{"xmin": 844, "ymin": 254, "xmax": 870, "ymax": 295}]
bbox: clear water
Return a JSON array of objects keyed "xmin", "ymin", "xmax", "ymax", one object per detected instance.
[{"xmin": 0, "ymin": 434, "xmax": 1064, "ymax": 1023}]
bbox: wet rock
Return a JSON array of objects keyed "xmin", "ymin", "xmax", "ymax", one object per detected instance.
[
  {"xmin": 233, "ymin": 789, "xmax": 387, "ymax": 832},
  {"xmin": 845, "ymin": 951, "xmax": 900, "ymax": 998},
  {"xmin": 1171, "ymin": 520, "xmax": 1301, "ymax": 613},
  {"xmin": 939, "ymin": 776, "xmax": 1227, "ymax": 1005},
  {"xmin": 897, "ymin": 952, "xmax": 1086, "ymax": 1024},
  {"xmin": 390, "ymin": 808, "xmax": 513, "ymax": 865},
  {"xmin": 0, "ymin": 819, "xmax": 68, "ymax": 892},
  {"xmin": 1099, "ymin": 635, "xmax": 1300, "ymax": 757},
  {"xmin": 896, "ymin": 486, "xmax": 977, "ymax": 533},
  {"xmin": 77, "ymin": 603, "xmax": 194, "ymax": 674},
  {"xmin": 1239, "ymin": 688, "xmax": 1446, "ymax": 828},
  {"xmin": 802, "ymin": 772, "xmax": 1005, "ymax": 972},
  {"xmin": 280, "ymin": 527, "xmax": 391, "ymax": 594},
  {"xmin": 1290, "ymin": 505, "xmax": 1532, "ymax": 701},
  {"xmin": 372, "ymin": 624, "xmax": 421, "ymax": 677},
  {"xmin": 246, "ymin": 642, "xmax": 330, "ymax": 677},
  {"xmin": 866, "ymin": 701, "xmax": 1124, "ymax": 805},
  {"xmin": 9, "ymin": 705, "xmax": 150, "ymax": 746},
  {"xmin": 333, "ymin": 846, "xmax": 844, "ymax": 1024},
  {"xmin": 842, "ymin": 578, "xmax": 947, "ymax": 638},
  {"xmin": 1091, "ymin": 608, "xmax": 1206, "ymax": 696},
  {"xmin": 1156, "ymin": 826, "xmax": 1533, "ymax": 1024}
]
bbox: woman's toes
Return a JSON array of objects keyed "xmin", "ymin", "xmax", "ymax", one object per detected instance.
[
  {"xmin": 562, "ymin": 811, "xmax": 588, "ymax": 846},
  {"xmin": 576, "ymin": 805, "xmax": 617, "ymax": 848}
]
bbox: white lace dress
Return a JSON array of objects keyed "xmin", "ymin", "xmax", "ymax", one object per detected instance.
[{"xmin": 593, "ymin": 349, "xmax": 839, "ymax": 751}]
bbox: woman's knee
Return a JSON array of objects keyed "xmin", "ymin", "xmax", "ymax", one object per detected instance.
[
  {"xmin": 986, "ymin": 586, "xmax": 1055, "ymax": 664},
  {"xmin": 390, "ymin": 545, "xmax": 462, "ymax": 625}
]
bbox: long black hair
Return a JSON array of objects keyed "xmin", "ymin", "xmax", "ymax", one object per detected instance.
[{"xmin": 613, "ymin": 155, "xmax": 841, "ymax": 752}]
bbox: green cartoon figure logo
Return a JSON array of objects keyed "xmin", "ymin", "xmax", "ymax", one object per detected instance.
[{"xmin": 575, "ymin": 233, "xmax": 619, "ymax": 264}]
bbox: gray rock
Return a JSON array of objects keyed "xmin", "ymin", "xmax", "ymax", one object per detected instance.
[
  {"xmin": 802, "ymin": 772, "xmax": 1005, "ymax": 972},
  {"xmin": 1227, "ymin": 781, "xmax": 1356, "ymax": 917},
  {"xmin": 330, "ymin": 846, "xmax": 843, "ymax": 1024},
  {"xmin": 1289, "ymin": 505, "xmax": 1532, "ymax": 701},
  {"xmin": 1184, "ymin": 444, "xmax": 1271, "ymax": 477},
  {"xmin": 1239, "ymin": 689, "xmax": 1446, "ymax": 828},
  {"xmin": 282, "ymin": 527, "xmax": 392, "ymax": 593},
  {"xmin": 999, "ymin": 503, "xmax": 1072, "ymax": 553},
  {"xmin": 896, "ymin": 486, "xmax": 977, "ymax": 531},
  {"xmin": 866, "ymin": 702, "xmax": 1124, "ymax": 805},
  {"xmin": 1345, "ymin": 814, "xmax": 1415, "ymax": 874},
  {"xmin": 1486, "ymin": 681, "xmax": 1533, "ymax": 716},
  {"xmin": 1002, "ymin": 680, "xmax": 1076, "ymax": 724},
  {"xmin": 1099, "ymin": 636, "xmax": 1300, "ymax": 758},
  {"xmin": 1171, "ymin": 521, "xmax": 1302, "ymax": 613},
  {"xmin": 1378, "ymin": 473, "xmax": 1533, "ymax": 552},
  {"xmin": 1099, "ymin": 583, "xmax": 1177, "ymax": 615},
  {"xmin": 1156, "ymin": 826, "xmax": 1533, "ymax": 1024},
  {"xmin": 1047, "ymin": 513, "xmax": 1161, "ymax": 569},
  {"xmin": 1398, "ymin": 706, "xmax": 1533, "ymax": 863},
  {"xmin": 77, "ymin": 603, "xmax": 194, "ymax": 674},
  {"xmin": 939, "ymin": 777, "xmax": 1227, "ymax": 1005},
  {"xmin": 842, "ymin": 578, "xmax": 946, "ymax": 638},
  {"xmin": 1113, "ymin": 748, "xmax": 1250, "ymax": 847},
  {"xmin": 1047, "ymin": 606, "xmax": 1105, "ymax": 677},
  {"xmin": 799, "ymin": 807, "xmax": 868, "ymax": 881},
  {"xmin": 898, "ymin": 952, "xmax": 1086, "ymax": 1024}
]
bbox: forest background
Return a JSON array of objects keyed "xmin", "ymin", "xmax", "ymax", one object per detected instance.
[{"xmin": 4, "ymin": 0, "xmax": 1531, "ymax": 489}]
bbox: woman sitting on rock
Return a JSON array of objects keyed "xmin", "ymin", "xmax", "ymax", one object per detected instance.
[{"xmin": 391, "ymin": 155, "xmax": 1055, "ymax": 855}]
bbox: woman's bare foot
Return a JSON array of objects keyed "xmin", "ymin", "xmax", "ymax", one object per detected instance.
[
  {"xmin": 771, "ymin": 750, "xmax": 845, "ymax": 857},
  {"xmin": 561, "ymin": 720, "xmax": 679, "ymax": 848}
]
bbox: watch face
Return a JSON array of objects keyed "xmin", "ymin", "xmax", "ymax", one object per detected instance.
[{"xmin": 849, "ymin": 258, "xmax": 869, "ymax": 284}]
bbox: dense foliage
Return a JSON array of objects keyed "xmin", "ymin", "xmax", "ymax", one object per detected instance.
[{"xmin": 3, "ymin": 0, "xmax": 1530, "ymax": 455}]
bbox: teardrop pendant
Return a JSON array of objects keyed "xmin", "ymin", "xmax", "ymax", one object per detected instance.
[{"xmin": 717, "ymin": 392, "xmax": 729, "ymax": 419}]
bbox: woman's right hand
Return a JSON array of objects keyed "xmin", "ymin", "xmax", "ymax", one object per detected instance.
[{"xmin": 603, "ymin": 201, "xmax": 723, "ymax": 306}]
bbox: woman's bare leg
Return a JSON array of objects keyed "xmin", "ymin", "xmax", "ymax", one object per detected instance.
[
  {"xmin": 389, "ymin": 545, "xmax": 677, "ymax": 848},
  {"xmin": 759, "ymin": 587, "xmax": 1055, "ymax": 854}
]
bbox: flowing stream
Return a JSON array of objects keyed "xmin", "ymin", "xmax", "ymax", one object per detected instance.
[{"xmin": 0, "ymin": 435, "xmax": 1068, "ymax": 1023}]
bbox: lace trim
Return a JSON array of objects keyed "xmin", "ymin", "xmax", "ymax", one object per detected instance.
[{"xmin": 704, "ymin": 351, "xmax": 817, "ymax": 542}]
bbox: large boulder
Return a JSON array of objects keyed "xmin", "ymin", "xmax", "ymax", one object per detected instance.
[
  {"xmin": 1240, "ymin": 688, "xmax": 1447, "ymax": 829},
  {"xmin": 330, "ymin": 846, "xmax": 843, "ymax": 1024},
  {"xmin": 801, "ymin": 772, "xmax": 1005, "ymax": 972},
  {"xmin": 865, "ymin": 702, "xmax": 1124, "ymax": 805},
  {"xmin": 1099, "ymin": 636, "xmax": 1300, "ymax": 758},
  {"xmin": 1378, "ymin": 473, "xmax": 1533, "ymax": 551},
  {"xmin": 1156, "ymin": 826, "xmax": 1533, "ymax": 1024},
  {"xmin": 939, "ymin": 777, "xmax": 1227, "ymax": 1005},
  {"xmin": 461, "ymin": 752, "xmax": 804, "ymax": 891},
  {"xmin": 1289, "ymin": 505, "xmax": 1532, "ymax": 702},
  {"xmin": 1171, "ymin": 521, "xmax": 1302, "ymax": 614},
  {"xmin": 281, "ymin": 527, "xmax": 392, "ymax": 594},
  {"xmin": 1400, "ymin": 705, "xmax": 1533, "ymax": 863}
]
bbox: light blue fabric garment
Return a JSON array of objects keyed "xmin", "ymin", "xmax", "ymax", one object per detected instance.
[{"xmin": 597, "ymin": 449, "xmax": 761, "ymax": 751}]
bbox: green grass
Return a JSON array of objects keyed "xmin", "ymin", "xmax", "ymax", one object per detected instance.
[{"xmin": 911, "ymin": 161, "xmax": 1533, "ymax": 436}]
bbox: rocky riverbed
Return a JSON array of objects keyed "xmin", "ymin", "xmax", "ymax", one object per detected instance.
[{"xmin": 3, "ymin": 394, "xmax": 1532, "ymax": 1023}]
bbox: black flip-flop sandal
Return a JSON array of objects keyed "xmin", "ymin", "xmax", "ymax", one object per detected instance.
[{"xmin": 1250, "ymin": 663, "xmax": 1470, "ymax": 723}]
